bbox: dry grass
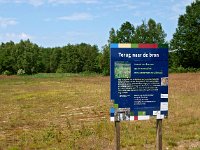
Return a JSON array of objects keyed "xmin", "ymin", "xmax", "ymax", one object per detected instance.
[{"xmin": 0, "ymin": 73, "xmax": 199, "ymax": 150}]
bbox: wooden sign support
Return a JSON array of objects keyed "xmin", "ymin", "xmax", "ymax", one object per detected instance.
[
  {"xmin": 115, "ymin": 121, "xmax": 120, "ymax": 150},
  {"xmin": 156, "ymin": 119, "xmax": 162, "ymax": 150}
]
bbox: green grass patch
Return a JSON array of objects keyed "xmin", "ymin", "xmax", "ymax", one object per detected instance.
[{"xmin": 20, "ymin": 72, "xmax": 100, "ymax": 79}]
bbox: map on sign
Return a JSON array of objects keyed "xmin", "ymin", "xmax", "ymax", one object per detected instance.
[{"xmin": 110, "ymin": 43, "xmax": 168, "ymax": 121}]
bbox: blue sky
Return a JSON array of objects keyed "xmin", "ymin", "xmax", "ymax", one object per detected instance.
[{"xmin": 0, "ymin": 0, "xmax": 195, "ymax": 48}]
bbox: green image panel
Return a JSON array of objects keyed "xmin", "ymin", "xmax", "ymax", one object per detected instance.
[
  {"xmin": 114, "ymin": 104, "xmax": 119, "ymax": 109},
  {"xmin": 115, "ymin": 61, "xmax": 131, "ymax": 78},
  {"xmin": 138, "ymin": 111, "xmax": 146, "ymax": 116},
  {"xmin": 130, "ymin": 111, "xmax": 134, "ymax": 116}
]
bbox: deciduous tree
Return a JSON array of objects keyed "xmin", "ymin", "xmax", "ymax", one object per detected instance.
[{"xmin": 170, "ymin": 0, "xmax": 200, "ymax": 68}]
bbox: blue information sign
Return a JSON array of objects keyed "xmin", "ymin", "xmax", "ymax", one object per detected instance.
[{"xmin": 110, "ymin": 43, "xmax": 168, "ymax": 121}]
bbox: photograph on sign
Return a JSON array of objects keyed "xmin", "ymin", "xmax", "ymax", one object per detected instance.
[
  {"xmin": 114, "ymin": 108, "xmax": 131, "ymax": 121},
  {"xmin": 115, "ymin": 61, "xmax": 131, "ymax": 78},
  {"xmin": 161, "ymin": 77, "xmax": 168, "ymax": 86}
]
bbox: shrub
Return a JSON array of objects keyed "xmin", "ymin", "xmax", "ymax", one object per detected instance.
[
  {"xmin": 102, "ymin": 68, "xmax": 109, "ymax": 76},
  {"xmin": 17, "ymin": 69, "xmax": 25, "ymax": 75},
  {"xmin": 176, "ymin": 66, "xmax": 187, "ymax": 73},
  {"xmin": 169, "ymin": 66, "xmax": 200, "ymax": 73},
  {"xmin": 56, "ymin": 68, "xmax": 64, "ymax": 73},
  {"xmin": 3, "ymin": 70, "xmax": 12, "ymax": 76}
]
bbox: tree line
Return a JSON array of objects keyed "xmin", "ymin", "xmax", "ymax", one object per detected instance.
[
  {"xmin": 1, "ymin": 0, "xmax": 199, "ymax": 75},
  {"xmin": 0, "ymin": 41, "xmax": 106, "ymax": 75},
  {"xmin": 0, "ymin": 18, "xmax": 166, "ymax": 75}
]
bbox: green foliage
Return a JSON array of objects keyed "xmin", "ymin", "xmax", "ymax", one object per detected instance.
[
  {"xmin": 3, "ymin": 70, "xmax": 12, "ymax": 76},
  {"xmin": 56, "ymin": 68, "xmax": 64, "ymax": 73},
  {"xmin": 8, "ymin": 147, "xmax": 20, "ymax": 150},
  {"xmin": 0, "ymin": 41, "xmax": 101, "ymax": 75},
  {"xmin": 57, "ymin": 43, "xmax": 99, "ymax": 73},
  {"xmin": 170, "ymin": 0, "xmax": 200, "ymax": 69},
  {"xmin": 134, "ymin": 19, "xmax": 167, "ymax": 44},
  {"xmin": 169, "ymin": 66, "xmax": 200, "ymax": 73},
  {"xmin": 108, "ymin": 18, "xmax": 167, "ymax": 44},
  {"xmin": 0, "ymin": 19, "xmax": 168, "ymax": 75},
  {"xmin": 0, "ymin": 40, "xmax": 43, "ymax": 75},
  {"xmin": 0, "ymin": 19, "xmax": 169, "ymax": 76},
  {"xmin": 17, "ymin": 69, "xmax": 26, "ymax": 75},
  {"xmin": 116, "ymin": 22, "xmax": 135, "ymax": 43},
  {"xmin": 174, "ymin": 66, "xmax": 188, "ymax": 73},
  {"xmin": 104, "ymin": 19, "xmax": 167, "ymax": 75},
  {"xmin": 99, "ymin": 45, "xmax": 110, "ymax": 76},
  {"xmin": 168, "ymin": 140, "xmax": 178, "ymax": 147}
]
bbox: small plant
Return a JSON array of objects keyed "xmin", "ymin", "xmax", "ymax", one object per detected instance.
[
  {"xmin": 56, "ymin": 68, "xmax": 64, "ymax": 73},
  {"xmin": 43, "ymin": 127, "xmax": 56, "ymax": 142},
  {"xmin": 3, "ymin": 70, "xmax": 12, "ymax": 76},
  {"xmin": 168, "ymin": 140, "xmax": 178, "ymax": 147},
  {"xmin": 169, "ymin": 66, "xmax": 200, "ymax": 73},
  {"xmin": 176, "ymin": 66, "xmax": 187, "ymax": 73},
  {"xmin": 17, "ymin": 69, "xmax": 25, "ymax": 75},
  {"xmin": 102, "ymin": 68, "xmax": 109, "ymax": 76},
  {"xmin": 8, "ymin": 147, "xmax": 20, "ymax": 150}
]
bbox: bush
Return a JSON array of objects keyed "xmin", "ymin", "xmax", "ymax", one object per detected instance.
[
  {"xmin": 186, "ymin": 67, "xmax": 199, "ymax": 72},
  {"xmin": 3, "ymin": 70, "xmax": 12, "ymax": 76},
  {"xmin": 56, "ymin": 68, "xmax": 64, "ymax": 73},
  {"xmin": 102, "ymin": 68, "xmax": 110, "ymax": 76},
  {"xmin": 176, "ymin": 66, "xmax": 187, "ymax": 73},
  {"xmin": 169, "ymin": 66, "xmax": 200, "ymax": 73},
  {"xmin": 17, "ymin": 69, "xmax": 25, "ymax": 75}
]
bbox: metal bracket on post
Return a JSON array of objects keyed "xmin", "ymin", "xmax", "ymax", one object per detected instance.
[
  {"xmin": 115, "ymin": 121, "xmax": 120, "ymax": 150},
  {"xmin": 156, "ymin": 119, "xmax": 162, "ymax": 150}
]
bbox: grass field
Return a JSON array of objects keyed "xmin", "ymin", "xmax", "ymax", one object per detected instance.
[{"xmin": 0, "ymin": 73, "xmax": 200, "ymax": 150}]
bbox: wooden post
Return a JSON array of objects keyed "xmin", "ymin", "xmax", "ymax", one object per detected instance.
[
  {"xmin": 115, "ymin": 121, "xmax": 120, "ymax": 150},
  {"xmin": 156, "ymin": 119, "xmax": 162, "ymax": 150}
]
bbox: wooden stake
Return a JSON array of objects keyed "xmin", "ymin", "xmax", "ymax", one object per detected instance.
[
  {"xmin": 156, "ymin": 119, "xmax": 162, "ymax": 150},
  {"xmin": 115, "ymin": 121, "xmax": 120, "ymax": 150}
]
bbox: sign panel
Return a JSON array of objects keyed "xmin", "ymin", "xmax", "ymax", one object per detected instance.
[{"xmin": 110, "ymin": 43, "xmax": 168, "ymax": 121}]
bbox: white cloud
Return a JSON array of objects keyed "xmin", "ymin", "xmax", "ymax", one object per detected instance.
[
  {"xmin": 0, "ymin": 17, "xmax": 18, "ymax": 28},
  {"xmin": 19, "ymin": 33, "xmax": 32, "ymax": 39},
  {"xmin": 58, "ymin": 13, "xmax": 94, "ymax": 21},
  {"xmin": 0, "ymin": 0, "xmax": 44, "ymax": 6},
  {"xmin": 105, "ymin": 3, "xmax": 136, "ymax": 11},
  {"xmin": 28, "ymin": 0, "xmax": 44, "ymax": 6},
  {"xmin": 3, "ymin": 32, "xmax": 33, "ymax": 41},
  {"xmin": 102, "ymin": 0, "xmax": 151, "ymax": 12},
  {"xmin": 0, "ymin": 0, "xmax": 99, "ymax": 6},
  {"xmin": 48, "ymin": 0, "xmax": 99, "ymax": 5}
]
